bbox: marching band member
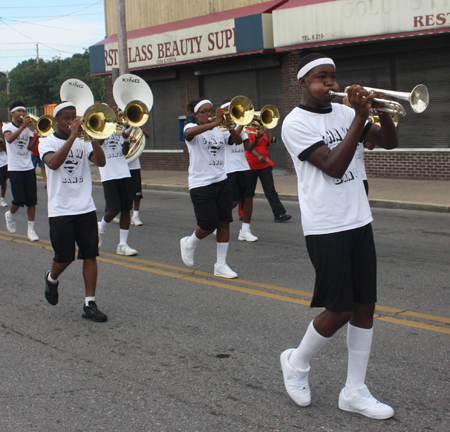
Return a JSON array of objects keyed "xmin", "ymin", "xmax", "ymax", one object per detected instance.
[
  {"xmin": 128, "ymin": 126, "xmax": 150, "ymax": 226},
  {"xmin": 221, "ymin": 101, "xmax": 258, "ymax": 242},
  {"xmin": 280, "ymin": 53, "xmax": 397, "ymax": 419},
  {"xmin": 2, "ymin": 101, "xmax": 39, "ymax": 241},
  {"xmin": 97, "ymin": 108, "xmax": 138, "ymax": 256},
  {"xmin": 180, "ymin": 98, "xmax": 242, "ymax": 278},
  {"xmin": 39, "ymin": 101, "xmax": 108, "ymax": 322}
]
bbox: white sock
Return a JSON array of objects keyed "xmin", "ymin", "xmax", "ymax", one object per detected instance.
[
  {"xmin": 28, "ymin": 220, "xmax": 35, "ymax": 231},
  {"xmin": 242, "ymin": 222, "xmax": 250, "ymax": 231},
  {"xmin": 290, "ymin": 320, "xmax": 330, "ymax": 371},
  {"xmin": 99, "ymin": 217, "xmax": 108, "ymax": 233},
  {"xmin": 119, "ymin": 229, "xmax": 129, "ymax": 245},
  {"xmin": 133, "ymin": 210, "xmax": 139, "ymax": 218},
  {"xmin": 186, "ymin": 231, "xmax": 201, "ymax": 249},
  {"xmin": 1, "ymin": 197, "xmax": 5, "ymax": 202},
  {"xmin": 85, "ymin": 296, "xmax": 96, "ymax": 306},
  {"xmin": 344, "ymin": 324, "xmax": 373, "ymax": 396},
  {"xmin": 47, "ymin": 272, "xmax": 58, "ymax": 284},
  {"xmin": 216, "ymin": 242, "xmax": 229, "ymax": 265}
]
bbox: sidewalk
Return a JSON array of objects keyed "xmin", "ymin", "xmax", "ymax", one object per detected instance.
[{"xmin": 90, "ymin": 167, "xmax": 450, "ymax": 213}]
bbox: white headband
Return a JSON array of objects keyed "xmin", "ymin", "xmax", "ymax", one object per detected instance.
[
  {"xmin": 220, "ymin": 102, "xmax": 230, "ymax": 109},
  {"xmin": 11, "ymin": 106, "xmax": 26, "ymax": 113},
  {"xmin": 54, "ymin": 102, "xmax": 76, "ymax": 117},
  {"xmin": 194, "ymin": 99, "xmax": 212, "ymax": 113},
  {"xmin": 297, "ymin": 58, "xmax": 335, "ymax": 80}
]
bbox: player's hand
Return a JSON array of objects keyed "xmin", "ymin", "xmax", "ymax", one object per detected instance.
[
  {"xmin": 70, "ymin": 118, "xmax": 83, "ymax": 139},
  {"xmin": 22, "ymin": 115, "xmax": 32, "ymax": 128},
  {"xmin": 214, "ymin": 108, "xmax": 225, "ymax": 126},
  {"xmin": 346, "ymin": 85, "xmax": 374, "ymax": 120}
]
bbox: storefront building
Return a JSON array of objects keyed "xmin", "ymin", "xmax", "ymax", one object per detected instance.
[{"xmin": 90, "ymin": 0, "xmax": 450, "ymax": 179}]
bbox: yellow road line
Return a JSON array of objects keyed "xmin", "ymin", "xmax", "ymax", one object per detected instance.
[{"xmin": 1, "ymin": 231, "xmax": 449, "ymax": 333}]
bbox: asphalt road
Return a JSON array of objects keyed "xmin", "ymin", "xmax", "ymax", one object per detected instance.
[{"xmin": 0, "ymin": 182, "xmax": 449, "ymax": 432}]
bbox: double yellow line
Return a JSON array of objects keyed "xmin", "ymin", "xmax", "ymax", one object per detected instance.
[{"xmin": 2, "ymin": 231, "xmax": 450, "ymax": 335}]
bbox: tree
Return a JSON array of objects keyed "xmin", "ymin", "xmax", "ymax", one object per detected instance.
[{"xmin": 0, "ymin": 51, "xmax": 105, "ymax": 110}]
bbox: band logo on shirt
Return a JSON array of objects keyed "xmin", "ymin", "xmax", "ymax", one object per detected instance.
[
  {"xmin": 106, "ymin": 136, "xmax": 124, "ymax": 158},
  {"xmin": 62, "ymin": 148, "xmax": 84, "ymax": 183},
  {"xmin": 203, "ymin": 137, "xmax": 224, "ymax": 166},
  {"xmin": 323, "ymin": 127, "xmax": 358, "ymax": 186},
  {"xmin": 15, "ymin": 135, "xmax": 30, "ymax": 155}
]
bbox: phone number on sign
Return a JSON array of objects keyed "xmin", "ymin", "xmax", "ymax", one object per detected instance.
[{"xmin": 302, "ymin": 33, "xmax": 325, "ymax": 41}]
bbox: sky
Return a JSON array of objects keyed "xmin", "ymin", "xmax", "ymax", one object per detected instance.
[{"xmin": 0, "ymin": 1, "xmax": 106, "ymax": 73}]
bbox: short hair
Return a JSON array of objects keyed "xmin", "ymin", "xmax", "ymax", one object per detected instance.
[
  {"xmin": 54, "ymin": 101, "xmax": 76, "ymax": 118},
  {"xmin": 297, "ymin": 53, "xmax": 328, "ymax": 77},
  {"xmin": 10, "ymin": 101, "xmax": 26, "ymax": 111}
]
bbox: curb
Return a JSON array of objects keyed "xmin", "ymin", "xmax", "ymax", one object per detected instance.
[{"xmin": 89, "ymin": 180, "xmax": 450, "ymax": 214}]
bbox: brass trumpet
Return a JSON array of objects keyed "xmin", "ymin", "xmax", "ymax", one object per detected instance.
[
  {"xmin": 23, "ymin": 114, "xmax": 56, "ymax": 137},
  {"xmin": 209, "ymin": 96, "xmax": 255, "ymax": 132},
  {"xmin": 243, "ymin": 104, "xmax": 280, "ymax": 134}
]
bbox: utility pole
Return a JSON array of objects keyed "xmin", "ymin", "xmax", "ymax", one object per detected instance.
[
  {"xmin": 36, "ymin": 43, "xmax": 39, "ymax": 68},
  {"xmin": 117, "ymin": 0, "xmax": 129, "ymax": 75}
]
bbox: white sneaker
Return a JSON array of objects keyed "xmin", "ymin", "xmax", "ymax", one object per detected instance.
[
  {"xmin": 338, "ymin": 385, "xmax": 394, "ymax": 420},
  {"xmin": 98, "ymin": 222, "xmax": 104, "ymax": 248},
  {"xmin": 238, "ymin": 229, "xmax": 258, "ymax": 242},
  {"xmin": 116, "ymin": 244, "xmax": 138, "ymax": 256},
  {"xmin": 180, "ymin": 236, "xmax": 195, "ymax": 267},
  {"xmin": 113, "ymin": 216, "xmax": 120, "ymax": 223},
  {"xmin": 0, "ymin": 200, "xmax": 8, "ymax": 207},
  {"xmin": 5, "ymin": 211, "xmax": 16, "ymax": 233},
  {"xmin": 214, "ymin": 263, "xmax": 238, "ymax": 279},
  {"xmin": 27, "ymin": 229, "xmax": 39, "ymax": 242},
  {"xmin": 280, "ymin": 348, "xmax": 311, "ymax": 407},
  {"xmin": 131, "ymin": 216, "xmax": 143, "ymax": 226}
]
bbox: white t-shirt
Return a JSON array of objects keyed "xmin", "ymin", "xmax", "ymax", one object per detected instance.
[
  {"xmin": 98, "ymin": 133, "xmax": 131, "ymax": 182},
  {"xmin": 128, "ymin": 157, "xmax": 141, "ymax": 171},
  {"xmin": 0, "ymin": 128, "xmax": 7, "ymax": 168},
  {"xmin": 224, "ymin": 130, "xmax": 250, "ymax": 174},
  {"xmin": 282, "ymin": 103, "xmax": 372, "ymax": 236},
  {"xmin": 2, "ymin": 122, "xmax": 34, "ymax": 171},
  {"xmin": 39, "ymin": 134, "xmax": 97, "ymax": 217},
  {"xmin": 354, "ymin": 142, "xmax": 367, "ymax": 181},
  {"xmin": 184, "ymin": 123, "xmax": 230, "ymax": 189}
]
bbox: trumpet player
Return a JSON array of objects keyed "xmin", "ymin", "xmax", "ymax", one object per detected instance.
[
  {"xmin": 2, "ymin": 101, "xmax": 39, "ymax": 241},
  {"xmin": 180, "ymin": 98, "xmax": 242, "ymax": 278},
  {"xmin": 280, "ymin": 53, "xmax": 398, "ymax": 420},
  {"xmin": 39, "ymin": 101, "xmax": 107, "ymax": 322}
]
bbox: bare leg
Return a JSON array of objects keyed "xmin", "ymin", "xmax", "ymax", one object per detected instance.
[
  {"xmin": 216, "ymin": 220, "xmax": 230, "ymax": 243},
  {"xmin": 10, "ymin": 204, "xmax": 20, "ymax": 215},
  {"xmin": 119, "ymin": 210, "xmax": 131, "ymax": 230},
  {"xmin": 134, "ymin": 199, "xmax": 141, "ymax": 211},
  {"xmin": 313, "ymin": 309, "xmax": 353, "ymax": 338},
  {"xmin": 1, "ymin": 180, "xmax": 7, "ymax": 198},
  {"xmin": 50, "ymin": 261, "xmax": 71, "ymax": 280},
  {"xmin": 27, "ymin": 205, "xmax": 36, "ymax": 222},
  {"xmin": 242, "ymin": 197, "xmax": 253, "ymax": 224},
  {"xmin": 104, "ymin": 211, "xmax": 120, "ymax": 223},
  {"xmin": 83, "ymin": 258, "xmax": 97, "ymax": 297},
  {"xmin": 40, "ymin": 166, "xmax": 47, "ymax": 188}
]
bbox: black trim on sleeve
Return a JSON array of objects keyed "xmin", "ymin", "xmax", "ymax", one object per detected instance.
[
  {"xmin": 360, "ymin": 122, "xmax": 373, "ymax": 142},
  {"xmin": 298, "ymin": 141, "xmax": 327, "ymax": 161},
  {"xmin": 41, "ymin": 151, "xmax": 54, "ymax": 163},
  {"xmin": 88, "ymin": 151, "xmax": 94, "ymax": 162}
]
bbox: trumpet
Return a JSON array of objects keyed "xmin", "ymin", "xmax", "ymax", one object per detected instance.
[
  {"xmin": 243, "ymin": 104, "xmax": 280, "ymax": 134},
  {"xmin": 208, "ymin": 96, "xmax": 255, "ymax": 132},
  {"xmin": 23, "ymin": 114, "xmax": 56, "ymax": 137},
  {"xmin": 329, "ymin": 84, "xmax": 429, "ymax": 116}
]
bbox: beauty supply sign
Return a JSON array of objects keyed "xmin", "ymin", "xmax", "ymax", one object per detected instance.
[
  {"xmin": 273, "ymin": 0, "xmax": 450, "ymax": 49},
  {"xmin": 103, "ymin": 20, "xmax": 236, "ymax": 71}
]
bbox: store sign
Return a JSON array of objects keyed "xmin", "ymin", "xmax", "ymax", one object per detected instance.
[
  {"xmin": 102, "ymin": 20, "xmax": 236, "ymax": 71},
  {"xmin": 273, "ymin": 0, "xmax": 450, "ymax": 48}
]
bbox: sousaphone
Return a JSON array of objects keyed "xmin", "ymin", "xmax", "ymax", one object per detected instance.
[
  {"xmin": 60, "ymin": 78, "xmax": 116, "ymax": 141},
  {"xmin": 113, "ymin": 74, "xmax": 154, "ymax": 164}
]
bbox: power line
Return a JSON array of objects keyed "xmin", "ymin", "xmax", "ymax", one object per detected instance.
[
  {"xmin": 1, "ymin": 18, "xmax": 104, "ymax": 36},
  {"xmin": 0, "ymin": 3, "xmax": 102, "ymax": 8}
]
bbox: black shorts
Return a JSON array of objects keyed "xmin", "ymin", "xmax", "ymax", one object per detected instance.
[
  {"xmin": 102, "ymin": 177, "xmax": 134, "ymax": 212},
  {"xmin": 227, "ymin": 170, "xmax": 254, "ymax": 202},
  {"xmin": 9, "ymin": 169, "xmax": 37, "ymax": 207},
  {"xmin": 189, "ymin": 179, "xmax": 233, "ymax": 231},
  {"xmin": 130, "ymin": 169, "xmax": 143, "ymax": 201},
  {"xmin": 0, "ymin": 165, "xmax": 8, "ymax": 183},
  {"xmin": 49, "ymin": 211, "xmax": 99, "ymax": 263},
  {"xmin": 305, "ymin": 223, "xmax": 377, "ymax": 312}
]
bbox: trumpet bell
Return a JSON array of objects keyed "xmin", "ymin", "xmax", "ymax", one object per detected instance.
[
  {"xmin": 410, "ymin": 84, "xmax": 429, "ymax": 113},
  {"xmin": 229, "ymin": 96, "xmax": 255, "ymax": 126},
  {"xmin": 260, "ymin": 104, "xmax": 280, "ymax": 129},
  {"xmin": 26, "ymin": 114, "xmax": 56, "ymax": 137},
  {"xmin": 83, "ymin": 104, "xmax": 117, "ymax": 140}
]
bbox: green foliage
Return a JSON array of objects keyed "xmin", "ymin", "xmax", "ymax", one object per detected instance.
[{"xmin": 0, "ymin": 50, "xmax": 105, "ymax": 110}]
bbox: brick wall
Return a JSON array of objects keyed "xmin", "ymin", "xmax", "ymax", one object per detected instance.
[{"xmin": 365, "ymin": 151, "xmax": 450, "ymax": 180}]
